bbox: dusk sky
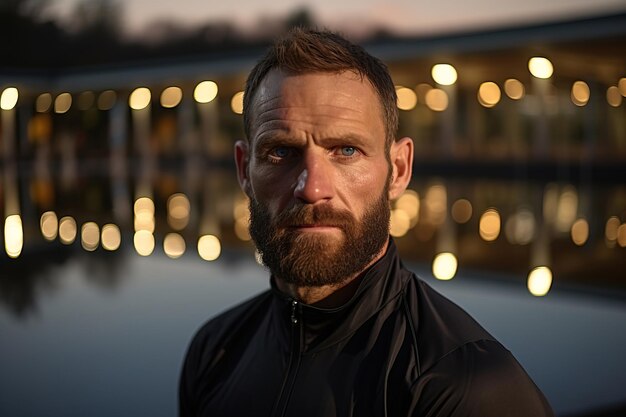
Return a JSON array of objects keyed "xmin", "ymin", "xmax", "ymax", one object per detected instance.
[{"xmin": 49, "ymin": 0, "xmax": 626, "ymax": 38}]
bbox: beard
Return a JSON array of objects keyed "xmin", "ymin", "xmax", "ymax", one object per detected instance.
[{"xmin": 248, "ymin": 185, "xmax": 390, "ymax": 287}]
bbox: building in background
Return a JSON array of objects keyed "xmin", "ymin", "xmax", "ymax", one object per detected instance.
[{"xmin": 1, "ymin": 11, "xmax": 625, "ymax": 296}]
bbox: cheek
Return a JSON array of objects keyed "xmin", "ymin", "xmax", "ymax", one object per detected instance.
[
  {"xmin": 336, "ymin": 163, "xmax": 388, "ymax": 204},
  {"xmin": 249, "ymin": 165, "xmax": 295, "ymax": 208}
]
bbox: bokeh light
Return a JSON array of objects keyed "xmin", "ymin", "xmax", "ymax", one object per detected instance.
[
  {"xmin": 134, "ymin": 197, "xmax": 155, "ymax": 233},
  {"xmin": 571, "ymin": 218, "xmax": 589, "ymax": 246},
  {"xmin": 504, "ymin": 79, "xmax": 525, "ymax": 100},
  {"xmin": 607, "ymin": 86, "xmax": 622, "ymax": 107},
  {"xmin": 40, "ymin": 211, "xmax": 58, "ymax": 241},
  {"xmin": 54, "ymin": 93, "xmax": 72, "ymax": 114},
  {"xmin": 451, "ymin": 199, "xmax": 472, "ymax": 224},
  {"xmin": 618, "ymin": 77, "xmax": 626, "ymax": 97},
  {"xmin": 36, "ymin": 93, "xmax": 52, "ymax": 113},
  {"xmin": 396, "ymin": 86, "xmax": 418, "ymax": 111},
  {"xmin": 431, "ymin": 64, "xmax": 457, "ymax": 85},
  {"xmin": 479, "ymin": 208, "xmax": 501, "ymax": 241},
  {"xmin": 618, "ymin": 224, "xmax": 626, "ymax": 248},
  {"xmin": 528, "ymin": 266, "xmax": 552, "ymax": 296},
  {"xmin": 164, "ymin": 233, "xmax": 186, "ymax": 259},
  {"xmin": 425, "ymin": 88, "xmax": 448, "ymax": 112},
  {"xmin": 1, "ymin": 87, "xmax": 19, "ymax": 110},
  {"xmin": 432, "ymin": 252, "xmax": 458, "ymax": 281},
  {"xmin": 167, "ymin": 193, "xmax": 190, "ymax": 230},
  {"xmin": 395, "ymin": 190, "xmax": 420, "ymax": 227},
  {"xmin": 81, "ymin": 222, "xmax": 100, "ymax": 251},
  {"xmin": 134, "ymin": 230, "xmax": 155, "ymax": 256},
  {"xmin": 134, "ymin": 197, "xmax": 155, "ymax": 216},
  {"xmin": 504, "ymin": 209, "xmax": 535, "ymax": 245},
  {"xmin": 129, "ymin": 87, "xmax": 151, "ymax": 110},
  {"xmin": 571, "ymin": 81, "xmax": 590, "ymax": 106},
  {"xmin": 198, "ymin": 234, "xmax": 221, "ymax": 261},
  {"xmin": 556, "ymin": 186, "xmax": 578, "ymax": 233},
  {"xmin": 160, "ymin": 86, "xmax": 183, "ymax": 108},
  {"xmin": 194, "ymin": 81, "xmax": 218, "ymax": 103},
  {"xmin": 4, "ymin": 215, "xmax": 23, "ymax": 258},
  {"xmin": 390, "ymin": 209, "xmax": 411, "ymax": 237},
  {"xmin": 605, "ymin": 216, "xmax": 620, "ymax": 243},
  {"xmin": 424, "ymin": 184, "xmax": 447, "ymax": 226},
  {"xmin": 134, "ymin": 216, "xmax": 155, "ymax": 233},
  {"xmin": 231, "ymin": 91, "xmax": 244, "ymax": 114},
  {"xmin": 59, "ymin": 216, "xmax": 77, "ymax": 244},
  {"xmin": 478, "ymin": 82, "xmax": 501, "ymax": 108},
  {"xmin": 528, "ymin": 57, "xmax": 554, "ymax": 79},
  {"xmin": 101, "ymin": 224, "xmax": 121, "ymax": 251}
]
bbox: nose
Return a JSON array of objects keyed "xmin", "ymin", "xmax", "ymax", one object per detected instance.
[{"xmin": 293, "ymin": 151, "xmax": 334, "ymax": 203}]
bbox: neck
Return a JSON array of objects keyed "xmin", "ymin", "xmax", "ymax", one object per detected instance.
[{"xmin": 274, "ymin": 239, "xmax": 389, "ymax": 307}]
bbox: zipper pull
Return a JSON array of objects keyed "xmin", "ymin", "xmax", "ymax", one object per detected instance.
[{"xmin": 290, "ymin": 300, "xmax": 298, "ymax": 325}]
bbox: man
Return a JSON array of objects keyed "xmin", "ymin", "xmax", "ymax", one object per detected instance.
[{"xmin": 179, "ymin": 28, "xmax": 553, "ymax": 417}]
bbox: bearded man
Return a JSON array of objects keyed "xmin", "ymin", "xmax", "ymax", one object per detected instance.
[{"xmin": 179, "ymin": 28, "xmax": 554, "ymax": 417}]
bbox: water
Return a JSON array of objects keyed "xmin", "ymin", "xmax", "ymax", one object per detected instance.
[
  {"xmin": 0, "ymin": 248, "xmax": 268, "ymax": 417},
  {"xmin": 1, "ymin": 247, "xmax": 625, "ymax": 417}
]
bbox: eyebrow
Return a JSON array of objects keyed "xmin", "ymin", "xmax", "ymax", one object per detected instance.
[
  {"xmin": 254, "ymin": 132, "xmax": 300, "ymax": 149},
  {"xmin": 254, "ymin": 132, "xmax": 371, "ymax": 151}
]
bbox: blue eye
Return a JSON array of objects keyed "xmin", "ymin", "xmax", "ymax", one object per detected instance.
[
  {"xmin": 341, "ymin": 146, "xmax": 356, "ymax": 156},
  {"xmin": 272, "ymin": 147, "xmax": 290, "ymax": 158}
]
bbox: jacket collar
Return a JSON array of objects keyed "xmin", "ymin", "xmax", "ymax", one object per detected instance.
[{"xmin": 270, "ymin": 238, "xmax": 407, "ymax": 353}]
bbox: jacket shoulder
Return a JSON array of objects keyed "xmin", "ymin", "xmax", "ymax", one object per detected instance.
[
  {"xmin": 410, "ymin": 340, "xmax": 554, "ymax": 416},
  {"xmin": 181, "ymin": 290, "xmax": 273, "ymax": 384},
  {"xmin": 403, "ymin": 276, "xmax": 497, "ymax": 369},
  {"xmin": 401, "ymin": 275, "xmax": 553, "ymax": 415},
  {"xmin": 187, "ymin": 290, "xmax": 273, "ymax": 359},
  {"xmin": 179, "ymin": 290, "xmax": 273, "ymax": 416}
]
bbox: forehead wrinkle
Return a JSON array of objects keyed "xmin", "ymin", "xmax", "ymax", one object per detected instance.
[
  {"xmin": 254, "ymin": 112, "xmax": 370, "ymax": 141},
  {"xmin": 253, "ymin": 81, "xmax": 370, "ymax": 116},
  {"xmin": 249, "ymin": 71, "xmax": 385, "ymax": 145},
  {"xmin": 251, "ymin": 104, "xmax": 370, "ymax": 143},
  {"xmin": 256, "ymin": 101, "xmax": 366, "ymax": 121}
]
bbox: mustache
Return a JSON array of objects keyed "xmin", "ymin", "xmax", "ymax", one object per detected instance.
[{"xmin": 274, "ymin": 204, "xmax": 354, "ymax": 228}]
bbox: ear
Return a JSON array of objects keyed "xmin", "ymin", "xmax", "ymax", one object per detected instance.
[
  {"xmin": 388, "ymin": 137, "xmax": 413, "ymax": 200},
  {"xmin": 234, "ymin": 140, "xmax": 252, "ymax": 197}
]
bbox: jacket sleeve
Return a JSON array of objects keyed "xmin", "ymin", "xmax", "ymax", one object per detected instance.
[{"xmin": 409, "ymin": 340, "xmax": 554, "ymax": 417}]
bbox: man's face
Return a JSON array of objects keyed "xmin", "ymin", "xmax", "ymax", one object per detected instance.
[{"xmin": 237, "ymin": 70, "xmax": 396, "ymax": 287}]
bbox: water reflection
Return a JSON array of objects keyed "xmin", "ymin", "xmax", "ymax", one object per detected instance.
[
  {"xmin": 1, "ymin": 157, "xmax": 625, "ymax": 305},
  {"xmin": 0, "ymin": 247, "xmax": 128, "ymax": 317}
]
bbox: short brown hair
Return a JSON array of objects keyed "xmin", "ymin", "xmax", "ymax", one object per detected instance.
[{"xmin": 243, "ymin": 28, "xmax": 398, "ymax": 149}]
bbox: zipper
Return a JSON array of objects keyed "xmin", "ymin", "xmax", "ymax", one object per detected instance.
[
  {"xmin": 290, "ymin": 299, "xmax": 299, "ymax": 324},
  {"xmin": 272, "ymin": 299, "xmax": 303, "ymax": 417}
]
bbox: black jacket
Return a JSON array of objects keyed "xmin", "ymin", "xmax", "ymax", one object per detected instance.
[{"xmin": 179, "ymin": 240, "xmax": 554, "ymax": 416}]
